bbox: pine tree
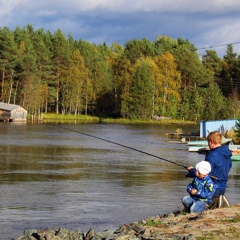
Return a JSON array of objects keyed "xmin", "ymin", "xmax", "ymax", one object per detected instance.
[
  {"xmin": 52, "ymin": 29, "xmax": 71, "ymax": 114},
  {"xmin": 0, "ymin": 27, "xmax": 18, "ymax": 103},
  {"xmin": 128, "ymin": 59, "xmax": 154, "ymax": 120}
]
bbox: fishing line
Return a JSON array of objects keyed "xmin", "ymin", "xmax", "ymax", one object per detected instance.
[{"xmin": 50, "ymin": 124, "xmax": 188, "ymax": 169}]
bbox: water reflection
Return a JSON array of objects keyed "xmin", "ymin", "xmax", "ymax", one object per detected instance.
[{"xmin": 0, "ymin": 122, "xmax": 240, "ymax": 239}]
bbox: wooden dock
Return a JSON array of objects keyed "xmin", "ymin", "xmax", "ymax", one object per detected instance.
[{"xmin": 165, "ymin": 132, "xmax": 200, "ymax": 141}]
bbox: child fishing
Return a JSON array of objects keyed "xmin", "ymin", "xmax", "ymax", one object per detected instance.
[{"xmin": 182, "ymin": 161, "xmax": 215, "ymax": 213}]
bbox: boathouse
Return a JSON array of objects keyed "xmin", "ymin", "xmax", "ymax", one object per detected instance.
[
  {"xmin": 0, "ymin": 102, "xmax": 28, "ymax": 122},
  {"xmin": 199, "ymin": 119, "xmax": 237, "ymax": 138}
]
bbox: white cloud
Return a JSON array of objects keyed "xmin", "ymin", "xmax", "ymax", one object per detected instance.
[
  {"xmin": 0, "ymin": 0, "xmax": 239, "ymax": 57},
  {"xmin": 2, "ymin": 0, "xmax": 240, "ymax": 14},
  {"xmin": 1, "ymin": 0, "xmax": 240, "ymax": 20},
  {"xmin": 197, "ymin": 18, "xmax": 240, "ymax": 56},
  {"xmin": 71, "ymin": 0, "xmax": 240, "ymax": 13},
  {"xmin": 37, "ymin": 10, "xmax": 56, "ymax": 17},
  {"xmin": 64, "ymin": 0, "xmax": 240, "ymax": 13},
  {"xmin": 0, "ymin": 0, "xmax": 20, "ymax": 17}
]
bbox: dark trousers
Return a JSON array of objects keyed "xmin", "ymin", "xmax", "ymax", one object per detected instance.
[{"xmin": 213, "ymin": 188, "xmax": 226, "ymax": 198}]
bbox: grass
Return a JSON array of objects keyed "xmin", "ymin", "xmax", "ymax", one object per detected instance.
[
  {"xmin": 143, "ymin": 219, "xmax": 166, "ymax": 228},
  {"xmin": 34, "ymin": 113, "xmax": 197, "ymax": 125},
  {"xmin": 100, "ymin": 118, "xmax": 196, "ymax": 124},
  {"xmin": 36, "ymin": 113, "xmax": 99, "ymax": 123},
  {"xmin": 222, "ymin": 214, "xmax": 240, "ymax": 223}
]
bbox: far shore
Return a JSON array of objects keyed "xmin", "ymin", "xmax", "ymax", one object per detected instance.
[{"xmin": 30, "ymin": 113, "xmax": 198, "ymax": 125}]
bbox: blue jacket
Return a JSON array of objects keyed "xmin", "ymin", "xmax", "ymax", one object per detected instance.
[
  {"xmin": 205, "ymin": 145, "xmax": 232, "ymax": 189},
  {"xmin": 187, "ymin": 175, "xmax": 215, "ymax": 203}
]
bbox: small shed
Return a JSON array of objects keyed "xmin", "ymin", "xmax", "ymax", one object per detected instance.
[
  {"xmin": 199, "ymin": 119, "xmax": 237, "ymax": 138},
  {"xmin": 0, "ymin": 102, "xmax": 28, "ymax": 122}
]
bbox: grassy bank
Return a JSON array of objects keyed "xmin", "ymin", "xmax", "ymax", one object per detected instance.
[
  {"xmin": 41, "ymin": 113, "xmax": 99, "ymax": 123},
  {"xmin": 40, "ymin": 113, "xmax": 197, "ymax": 125}
]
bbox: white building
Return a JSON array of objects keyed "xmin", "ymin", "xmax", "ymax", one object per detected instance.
[{"xmin": 199, "ymin": 119, "xmax": 237, "ymax": 138}]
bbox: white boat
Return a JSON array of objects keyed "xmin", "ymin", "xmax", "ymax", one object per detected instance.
[
  {"xmin": 187, "ymin": 140, "xmax": 209, "ymax": 147},
  {"xmin": 232, "ymin": 155, "xmax": 240, "ymax": 161},
  {"xmin": 187, "ymin": 138, "xmax": 232, "ymax": 147},
  {"xmin": 229, "ymin": 145, "xmax": 240, "ymax": 151},
  {"xmin": 188, "ymin": 136, "xmax": 233, "ymax": 152},
  {"xmin": 189, "ymin": 144, "xmax": 240, "ymax": 153},
  {"xmin": 188, "ymin": 146, "xmax": 210, "ymax": 152}
]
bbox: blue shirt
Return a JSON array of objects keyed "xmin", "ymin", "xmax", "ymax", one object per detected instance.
[{"xmin": 205, "ymin": 145, "xmax": 232, "ymax": 189}]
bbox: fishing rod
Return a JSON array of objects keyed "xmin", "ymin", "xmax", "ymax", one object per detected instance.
[{"xmin": 51, "ymin": 124, "xmax": 188, "ymax": 169}]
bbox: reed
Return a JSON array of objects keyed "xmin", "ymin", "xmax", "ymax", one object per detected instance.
[
  {"xmin": 41, "ymin": 113, "xmax": 196, "ymax": 125},
  {"xmin": 42, "ymin": 113, "xmax": 99, "ymax": 123}
]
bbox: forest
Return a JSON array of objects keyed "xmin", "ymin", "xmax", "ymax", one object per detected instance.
[{"xmin": 0, "ymin": 24, "xmax": 240, "ymax": 121}]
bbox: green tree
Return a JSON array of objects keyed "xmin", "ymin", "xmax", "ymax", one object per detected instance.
[
  {"xmin": 0, "ymin": 27, "xmax": 18, "ymax": 103},
  {"xmin": 113, "ymin": 56, "xmax": 133, "ymax": 118},
  {"xmin": 220, "ymin": 44, "xmax": 238, "ymax": 97},
  {"xmin": 234, "ymin": 118, "xmax": 240, "ymax": 141},
  {"xmin": 13, "ymin": 26, "xmax": 43, "ymax": 114},
  {"xmin": 52, "ymin": 29, "xmax": 71, "ymax": 114},
  {"xmin": 124, "ymin": 38, "xmax": 155, "ymax": 64},
  {"xmin": 93, "ymin": 43, "xmax": 116, "ymax": 116},
  {"xmin": 201, "ymin": 83, "xmax": 230, "ymax": 120},
  {"xmin": 76, "ymin": 40, "xmax": 98, "ymax": 114},
  {"xmin": 155, "ymin": 36, "xmax": 178, "ymax": 56},
  {"xmin": 109, "ymin": 43, "xmax": 124, "ymax": 116},
  {"xmin": 202, "ymin": 50, "xmax": 222, "ymax": 77},
  {"xmin": 32, "ymin": 28, "xmax": 55, "ymax": 113},
  {"xmin": 128, "ymin": 59, "xmax": 154, "ymax": 120},
  {"xmin": 174, "ymin": 39, "xmax": 214, "ymax": 120}
]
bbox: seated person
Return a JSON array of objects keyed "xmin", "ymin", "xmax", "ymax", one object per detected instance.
[{"xmin": 182, "ymin": 161, "xmax": 215, "ymax": 213}]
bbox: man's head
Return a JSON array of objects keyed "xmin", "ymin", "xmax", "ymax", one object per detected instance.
[{"xmin": 207, "ymin": 131, "xmax": 222, "ymax": 149}]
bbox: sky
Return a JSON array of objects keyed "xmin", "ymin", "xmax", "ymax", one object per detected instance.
[{"xmin": 1, "ymin": 0, "xmax": 240, "ymax": 57}]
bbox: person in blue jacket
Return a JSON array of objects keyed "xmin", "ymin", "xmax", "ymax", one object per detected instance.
[
  {"xmin": 187, "ymin": 131, "xmax": 232, "ymax": 198},
  {"xmin": 182, "ymin": 161, "xmax": 215, "ymax": 213}
]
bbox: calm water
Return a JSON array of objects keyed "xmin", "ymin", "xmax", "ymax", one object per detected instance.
[{"xmin": 0, "ymin": 122, "xmax": 240, "ymax": 239}]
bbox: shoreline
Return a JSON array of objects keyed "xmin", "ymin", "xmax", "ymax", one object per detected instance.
[{"xmin": 14, "ymin": 203, "xmax": 240, "ymax": 240}]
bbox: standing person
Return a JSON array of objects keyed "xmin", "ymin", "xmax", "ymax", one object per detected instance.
[
  {"xmin": 187, "ymin": 131, "xmax": 232, "ymax": 198},
  {"xmin": 182, "ymin": 161, "xmax": 215, "ymax": 213}
]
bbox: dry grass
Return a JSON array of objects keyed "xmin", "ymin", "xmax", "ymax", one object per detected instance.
[{"xmin": 141, "ymin": 204, "xmax": 240, "ymax": 240}]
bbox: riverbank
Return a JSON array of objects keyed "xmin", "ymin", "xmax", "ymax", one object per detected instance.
[
  {"xmin": 14, "ymin": 203, "xmax": 240, "ymax": 240},
  {"xmin": 34, "ymin": 113, "xmax": 197, "ymax": 125}
]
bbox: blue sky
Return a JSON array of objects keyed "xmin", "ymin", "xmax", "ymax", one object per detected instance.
[{"xmin": 1, "ymin": 0, "xmax": 240, "ymax": 57}]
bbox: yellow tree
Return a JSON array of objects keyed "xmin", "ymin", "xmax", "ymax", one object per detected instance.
[
  {"xmin": 143, "ymin": 57, "xmax": 159, "ymax": 117},
  {"xmin": 154, "ymin": 51, "xmax": 181, "ymax": 118},
  {"xmin": 63, "ymin": 49, "xmax": 92, "ymax": 115}
]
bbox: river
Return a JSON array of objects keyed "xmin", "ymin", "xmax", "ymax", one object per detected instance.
[{"xmin": 0, "ymin": 122, "xmax": 240, "ymax": 240}]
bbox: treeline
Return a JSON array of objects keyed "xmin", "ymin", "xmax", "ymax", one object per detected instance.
[{"xmin": 0, "ymin": 24, "xmax": 240, "ymax": 121}]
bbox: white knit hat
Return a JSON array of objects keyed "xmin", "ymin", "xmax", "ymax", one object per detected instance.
[{"xmin": 196, "ymin": 161, "xmax": 211, "ymax": 175}]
